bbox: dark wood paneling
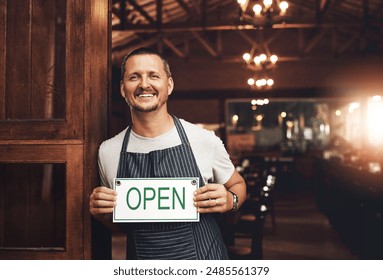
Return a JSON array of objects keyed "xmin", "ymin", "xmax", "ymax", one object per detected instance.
[
  {"xmin": 0, "ymin": 0, "xmax": 84, "ymax": 140},
  {"xmin": 0, "ymin": 121, "xmax": 82, "ymax": 140},
  {"xmin": 0, "ymin": 165, "xmax": 4, "ymax": 246},
  {"xmin": 54, "ymin": 0, "xmax": 67, "ymax": 119},
  {"xmin": 65, "ymin": 0, "xmax": 84, "ymax": 137},
  {"xmin": 5, "ymin": 0, "xmax": 31, "ymax": 119},
  {"xmin": 85, "ymin": 0, "xmax": 111, "ymax": 260},
  {"xmin": 4, "ymin": 165, "xmax": 30, "ymax": 247},
  {"xmin": 29, "ymin": 164, "xmax": 65, "ymax": 247},
  {"xmin": 0, "ymin": 145, "xmax": 66, "ymax": 163},
  {"xmin": 29, "ymin": 165, "xmax": 47, "ymax": 246},
  {"xmin": 65, "ymin": 145, "xmax": 84, "ymax": 259},
  {"xmin": 172, "ymin": 88, "xmax": 361, "ymax": 100},
  {"xmin": 31, "ymin": 0, "xmax": 57, "ymax": 119},
  {"xmin": 168, "ymin": 99, "xmax": 221, "ymax": 124},
  {"xmin": 0, "ymin": 145, "xmax": 83, "ymax": 259},
  {"xmin": 0, "ymin": 0, "xmax": 5, "ymax": 119}
]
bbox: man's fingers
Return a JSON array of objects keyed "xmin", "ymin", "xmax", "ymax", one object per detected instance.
[
  {"xmin": 93, "ymin": 186, "xmax": 117, "ymax": 196},
  {"xmin": 91, "ymin": 199, "xmax": 116, "ymax": 208},
  {"xmin": 90, "ymin": 207, "xmax": 114, "ymax": 215},
  {"xmin": 91, "ymin": 191, "xmax": 117, "ymax": 202}
]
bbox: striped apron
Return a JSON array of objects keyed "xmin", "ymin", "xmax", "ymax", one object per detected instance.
[{"xmin": 116, "ymin": 116, "xmax": 228, "ymax": 260}]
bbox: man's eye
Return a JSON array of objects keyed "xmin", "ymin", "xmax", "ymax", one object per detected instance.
[
  {"xmin": 129, "ymin": 75, "xmax": 138, "ymax": 81},
  {"xmin": 150, "ymin": 74, "xmax": 160, "ymax": 79}
]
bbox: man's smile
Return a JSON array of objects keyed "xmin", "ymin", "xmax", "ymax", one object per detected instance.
[{"xmin": 137, "ymin": 93, "xmax": 156, "ymax": 98}]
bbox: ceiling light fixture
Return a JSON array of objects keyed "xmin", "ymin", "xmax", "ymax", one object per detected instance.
[
  {"xmin": 243, "ymin": 52, "xmax": 278, "ymax": 71},
  {"xmin": 237, "ymin": 0, "xmax": 289, "ymax": 26}
]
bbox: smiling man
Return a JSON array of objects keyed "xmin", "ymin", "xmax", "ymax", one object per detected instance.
[{"xmin": 89, "ymin": 47, "xmax": 246, "ymax": 260}]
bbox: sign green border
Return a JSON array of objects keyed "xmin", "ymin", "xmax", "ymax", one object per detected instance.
[{"xmin": 113, "ymin": 177, "xmax": 200, "ymax": 222}]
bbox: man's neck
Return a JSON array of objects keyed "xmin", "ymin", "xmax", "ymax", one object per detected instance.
[{"xmin": 131, "ymin": 110, "xmax": 174, "ymax": 138}]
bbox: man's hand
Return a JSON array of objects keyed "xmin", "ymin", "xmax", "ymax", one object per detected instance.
[
  {"xmin": 89, "ymin": 186, "xmax": 117, "ymax": 216},
  {"xmin": 193, "ymin": 184, "xmax": 231, "ymax": 213}
]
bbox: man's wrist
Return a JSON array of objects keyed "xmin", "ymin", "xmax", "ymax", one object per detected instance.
[{"xmin": 227, "ymin": 189, "xmax": 238, "ymax": 211}]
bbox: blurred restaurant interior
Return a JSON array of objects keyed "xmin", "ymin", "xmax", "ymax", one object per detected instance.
[{"xmin": 0, "ymin": 0, "xmax": 383, "ymax": 260}]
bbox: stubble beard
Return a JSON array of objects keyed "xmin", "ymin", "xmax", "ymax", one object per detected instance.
[{"xmin": 132, "ymin": 104, "xmax": 159, "ymax": 112}]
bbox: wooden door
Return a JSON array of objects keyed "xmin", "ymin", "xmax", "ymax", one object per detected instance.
[{"xmin": 0, "ymin": 0, "xmax": 109, "ymax": 259}]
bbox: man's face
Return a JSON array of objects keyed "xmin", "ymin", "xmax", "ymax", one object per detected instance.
[{"xmin": 120, "ymin": 54, "xmax": 174, "ymax": 113}]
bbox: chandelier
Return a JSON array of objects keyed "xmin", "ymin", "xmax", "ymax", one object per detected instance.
[
  {"xmin": 237, "ymin": 0, "xmax": 289, "ymax": 26},
  {"xmin": 242, "ymin": 51, "xmax": 278, "ymax": 89},
  {"xmin": 242, "ymin": 52, "xmax": 278, "ymax": 71},
  {"xmin": 247, "ymin": 76, "xmax": 274, "ymax": 89}
]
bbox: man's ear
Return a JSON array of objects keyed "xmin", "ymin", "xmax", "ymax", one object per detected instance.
[
  {"xmin": 120, "ymin": 82, "xmax": 126, "ymax": 98},
  {"xmin": 168, "ymin": 77, "xmax": 174, "ymax": 96}
]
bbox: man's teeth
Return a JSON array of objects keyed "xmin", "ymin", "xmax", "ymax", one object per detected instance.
[{"xmin": 138, "ymin": 94, "xmax": 154, "ymax": 97}]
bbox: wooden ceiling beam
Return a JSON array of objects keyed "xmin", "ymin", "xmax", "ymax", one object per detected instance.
[
  {"xmin": 112, "ymin": 21, "xmax": 382, "ymax": 32},
  {"xmin": 156, "ymin": 0, "xmax": 162, "ymax": 30},
  {"xmin": 238, "ymin": 30, "xmax": 260, "ymax": 50},
  {"xmin": 303, "ymin": 29, "xmax": 328, "ymax": 54},
  {"xmin": 174, "ymin": 0, "xmax": 193, "ymax": 17},
  {"xmin": 126, "ymin": 0, "xmax": 155, "ymax": 25},
  {"xmin": 338, "ymin": 32, "xmax": 359, "ymax": 54},
  {"xmin": 163, "ymin": 38, "xmax": 185, "ymax": 58},
  {"xmin": 190, "ymin": 31, "xmax": 218, "ymax": 57},
  {"xmin": 316, "ymin": 0, "xmax": 330, "ymax": 21}
]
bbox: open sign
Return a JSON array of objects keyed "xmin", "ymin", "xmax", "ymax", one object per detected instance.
[{"xmin": 113, "ymin": 178, "xmax": 199, "ymax": 222}]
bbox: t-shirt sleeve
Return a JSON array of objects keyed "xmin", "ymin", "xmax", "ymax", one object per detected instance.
[{"xmin": 211, "ymin": 135, "xmax": 235, "ymax": 184}]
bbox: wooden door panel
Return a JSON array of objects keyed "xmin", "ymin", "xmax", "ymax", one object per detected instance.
[
  {"xmin": 0, "ymin": 0, "xmax": 83, "ymax": 140},
  {"xmin": 0, "ymin": 145, "xmax": 83, "ymax": 259},
  {"xmin": 0, "ymin": 0, "xmax": 109, "ymax": 260}
]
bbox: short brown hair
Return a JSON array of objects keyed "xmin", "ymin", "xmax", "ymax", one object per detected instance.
[{"xmin": 121, "ymin": 47, "xmax": 172, "ymax": 80}]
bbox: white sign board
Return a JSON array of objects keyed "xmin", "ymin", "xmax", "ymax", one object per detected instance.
[{"xmin": 113, "ymin": 178, "xmax": 199, "ymax": 223}]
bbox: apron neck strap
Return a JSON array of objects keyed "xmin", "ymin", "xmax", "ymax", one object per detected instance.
[{"xmin": 120, "ymin": 115, "xmax": 189, "ymax": 153}]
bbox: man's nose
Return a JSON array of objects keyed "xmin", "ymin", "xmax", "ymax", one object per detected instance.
[{"xmin": 139, "ymin": 77, "xmax": 150, "ymax": 88}]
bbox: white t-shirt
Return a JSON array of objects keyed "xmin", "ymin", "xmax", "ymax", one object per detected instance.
[{"xmin": 98, "ymin": 119, "xmax": 235, "ymax": 188}]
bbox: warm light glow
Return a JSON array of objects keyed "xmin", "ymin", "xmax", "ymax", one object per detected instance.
[
  {"xmin": 286, "ymin": 120, "xmax": 293, "ymax": 128},
  {"xmin": 232, "ymin": 114, "xmax": 239, "ymax": 126},
  {"xmin": 256, "ymin": 99, "xmax": 264, "ymax": 105},
  {"xmin": 253, "ymin": 56, "xmax": 261, "ymax": 65},
  {"xmin": 247, "ymin": 78, "xmax": 255, "ymax": 86},
  {"xmin": 335, "ymin": 110, "xmax": 342, "ymax": 116},
  {"xmin": 256, "ymin": 114, "xmax": 263, "ymax": 121},
  {"xmin": 260, "ymin": 79, "xmax": 267, "ymax": 86},
  {"xmin": 252, "ymin": 105, "xmax": 257, "ymax": 110},
  {"xmin": 259, "ymin": 53, "xmax": 267, "ymax": 61},
  {"xmin": 256, "ymin": 80, "xmax": 263, "ymax": 87},
  {"xmin": 270, "ymin": 54, "xmax": 278, "ymax": 63},
  {"xmin": 251, "ymin": 99, "xmax": 257, "ymax": 105},
  {"xmin": 281, "ymin": 112, "xmax": 287, "ymax": 118},
  {"xmin": 263, "ymin": 0, "xmax": 273, "ymax": 9},
  {"xmin": 264, "ymin": 98, "xmax": 269, "ymax": 104},
  {"xmin": 279, "ymin": 1, "xmax": 289, "ymax": 15},
  {"xmin": 253, "ymin": 4, "xmax": 262, "ymax": 16},
  {"xmin": 237, "ymin": 0, "xmax": 250, "ymax": 12},
  {"xmin": 243, "ymin": 52, "xmax": 251, "ymax": 62},
  {"xmin": 367, "ymin": 96, "xmax": 383, "ymax": 146},
  {"xmin": 266, "ymin": 79, "xmax": 274, "ymax": 86},
  {"xmin": 348, "ymin": 102, "xmax": 360, "ymax": 113},
  {"xmin": 372, "ymin": 95, "xmax": 382, "ymax": 102},
  {"xmin": 280, "ymin": 1, "xmax": 289, "ymax": 10}
]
